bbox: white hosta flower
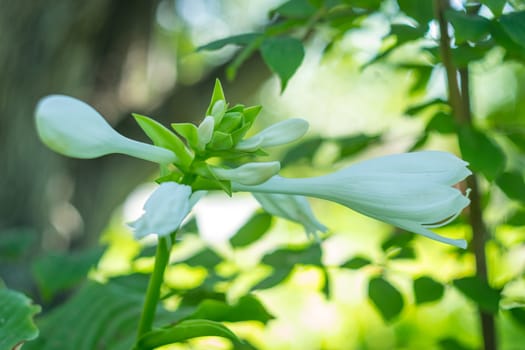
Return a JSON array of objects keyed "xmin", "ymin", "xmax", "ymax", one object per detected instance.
[
  {"xmin": 35, "ymin": 95, "xmax": 176, "ymax": 164},
  {"xmin": 197, "ymin": 116, "xmax": 215, "ymax": 150},
  {"xmin": 253, "ymin": 193, "xmax": 327, "ymax": 239},
  {"xmin": 233, "ymin": 151, "xmax": 471, "ymax": 248},
  {"xmin": 128, "ymin": 182, "xmax": 204, "ymax": 239},
  {"xmin": 236, "ymin": 118, "xmax": 309, "ymax": 151},
  {"xmin": 212, "ymin": 161, "xmax": 281, "ymax": 186}
]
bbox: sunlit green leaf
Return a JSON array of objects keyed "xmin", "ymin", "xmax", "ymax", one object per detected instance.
[
  {"xmin": 0, "ymin": 288, "xmax": 40, "ymax": 350},
  {"xmin": 368, "ymin": 276, "xmax": 404, "ymax": 322},
  {"xmin": 260, "ymin": 36, "xmax": 305, "ymax": 91},
  {"xmin": 458, "ymin": 125, "xmax": 505, "ymax": 181},
  {"xmin": 413, "ymin": 276, "xmax": 445, "ymax": 305},
  {"xmin": 185, "ymin": 295, "xmax": 274, "ymax": 324},
  {"xmin": 32, "ymin": 247, "xmax": 104, "ymax": 302},
  {"xmin": 230, "ymin": 212, "xmax": 273, "ymax": 247},
  {"xmin": 137, "ymin": 319, "xmax": 240, "ymax": 349},
  {"xmin": 340, "ymin": 256, "xmax": 371, "ymax": 269},
  {"xmin": 198, "ymin": 33, "xmax": 263, "ymax": 51},
  {"xmin": 453, "ymin": 276, "xmax": 501, "ymax": 314},
  {"xmin": 496, "ymin": 171, "xmax": 525, "ymax": 203}
]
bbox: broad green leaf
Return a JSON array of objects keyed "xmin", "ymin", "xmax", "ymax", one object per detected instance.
[
  {"xmin": 397, "ymin": 0, "xmax": 434, "ymax": 28},
  {"xmin": 458, "ymin": 126, "xmax": 505, "ymax": 181},
  {"xmin": 271, "ymin": 0, "xmax": 317, "ymax": 18},
  {"xmin": 389, "ymin": 24, "xmax": 425, "ymax": 45},
  {"xmin": 506, "ymin": 208, "xmax": 525, "ymax": 226},
  {"xmin": 499, "ymin": 11, "xmax": 525, "ymax": 48},
  {"xmin": 32, "ymin": 247, "xmax": 104, "ymax": 302},
  {"xmin": 413, "ymin": 276, "xmax": 445, "ymax": 305},
  {"xmin": 281, "ymin": 137, "xmax": 323, "ymax": 166},
  {"xmin": 368, "ymin": 276, "xmax": 404, "ymax": 322},
  {"xmin": 137, "ymin": 319, "xmax": 240, "ymax": 349},
  {"xmin": 185, "ymin": 295, "xmax": 273, "ymax": 324},
  {"xmin": 438, "ymin": 337, "xmax": 473, "ymax": 350},
  {"xmin": 182, "ymin": 248, "xmax": 222, "ymax": 268},
  {"xmin": 260, "ymin": 36, "xmax": 305, "ymax": 91},
  {"xmin": 340, "ymin": 256, "xmax": 371, "ymax": 269},
  {"xmin": 446, "ymin": 10, "xmax": 490, "ymax": 43},
  {"xmin": 25, "ymin": 275, "xmax": 172, "ymax": 350},
  {"xmin": 334, "ymin": 134, "xmax": 381, "ymax": 159},
  {"xmin": 198, "ymin": 33, "xmax": 263, "ymax": 51},
  {"xmin": 230, "ymin": 212, "xmax": 273, "ymax": 247},
  {"xmin": 134, "ymin": 114, "xmax": 193, "ymax": 167},
  {"xmin": 171, "ymin": 123, "xmax": 199, "ymax": 149},
  {"xmin": 453, "ymin": 276, "xmax": 501, "ymax": 314},
  {"xmin": 426, "ymin": 111, "xmax": 456, "ymax": 134},
  {"xmin": 481, "ymin": 0, "xmax": 506, "ymax": 16},
  {"xmin": 508, "ymin": 307, "xmax": 525, "ymax": 326},
  {"xmin": 452, "ymin": 45, "xmax": 491, "ymax": 67},
  {"xmin": 0, "ymin": 288, "xmax": 40, "ymax": 350},
  {"xmin": 496, "ymin": 171, "xmax": 525, "ymax": 203}
]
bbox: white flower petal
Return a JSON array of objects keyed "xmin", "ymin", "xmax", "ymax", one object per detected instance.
[
  {"xmin": 35, "ymin": 95, "xmax": 175, "ymax": 164},
  {"xmin": 236, "ymin": 118, "xmax": 309, "ymax": 151},
  {"xmin": 128, "ymin": 182, "xmax": 195, "ymax": 239},
  {"xmin": 212, "ymin": 161, "xmax": 280, "ymax": 185}
]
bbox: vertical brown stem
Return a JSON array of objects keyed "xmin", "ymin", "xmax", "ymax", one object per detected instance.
[{"xmin": 433, "ymin": 1, "xmax": 496, "ymax": 349}]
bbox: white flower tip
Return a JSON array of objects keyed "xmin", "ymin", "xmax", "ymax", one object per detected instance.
[{"xmin": 213, "ymin": 161, "xmax": 281, "ymax": 186}]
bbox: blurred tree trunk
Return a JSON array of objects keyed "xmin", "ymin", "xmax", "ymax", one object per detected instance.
[{"xmin": 0, "ymin": 0, "xmax": 268, "ymax": 292}]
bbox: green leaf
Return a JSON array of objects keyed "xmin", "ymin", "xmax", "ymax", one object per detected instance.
[
  {"xmin": 171, "ymin": 123, "xmax": 199, "ymax": 149},
  {"xmin": 340, "ymin": 256, "xmax": 371, "ymax": 269},
  {"xmin": 458, "ymin": 125, "xmax": 506, "ymax": 181},
  {"xmin": 25, "ymin": 275, "xmax": 170, "ymax": 350},
  {"xmin": 368, "ymin": 276, "xmax": 404, "ymax": 322},
  {"xmin": 0, "ymin": 288, "xmax": 40, "ymax": 349},
  {"xmin": 389, "ymin": 24, "xmax": 425, "ymax": 45},
  {"xmin": 281, "ymin": 137, "xmax": 323, "ymax": 166},
  {"xmin": 260, "ymin": 36, "xmax": 305, "ymax": 91},
  {"xmin": 397, "ymin": 0, "xmax": 434, "ymax": 28},
  {"xmin": 496, "ymin": 171, "xmax": 525, "ymax": 203},
  {"xmin": 334, "ymin": 134, "xmax": 381, "ymax": 159},
  {"xmin": 182, "ymin": 248, "xmax": 223, "ymax": 268},
  {"xmin": 453, "ymin": 276, "xmax": 501, "ymax": 314},
  {"xmin": 499, "ymin": 11, "xmax": 525, "ymax": 48},
  {"xmin": 230, "ymin": 212, "xmax": 273, "ymax": 247},
  {"xmin": 404, "ymin": 98, "xmax": 447, "ymax": 117},
  {"xmin": 388, "ymin": 246, "xmax": 416, "ymax": 260},
  {"xmin": 426, "ymin": 111, "xmax": 456, "ymax": 134},
  {"xmin": 506, "ymin": 208, "xmax": 525, "ymax": 226},
  {"xmin": 137, "ymin": 319, "xmax": 240, "ymax": 349},
  {"xmin": 271, "ymin": 0, "xmax": 317, "ymax": 18},
  {"xmin": 413, "ymin": 276, "xmax": 445, "ymax": 305},
  {"xmin": 446, "ymin": 10, "xmax": 490, "ymax": 44},
  {"xmin": 508, "ymin": 307, "xmax": 525, "ymax": 326},
  {"xmin": 451, "ymin": 45, "xmax": 491, "ymax": 67},
  {"xmin": 481, "ymin": 0, "xmax": 506, "ymax": 16},
  {"xmin": 438, "ymin": 337, "xmax": 473, "ymax": 350},
  {"xmin": 185, "ymin": 295, "xmax": 274, "ymax": 324},
  {"xmin": 198, "ymin": 33, "xmax": 263, "ymax": 51},
  {"xmin": 381, "ymin": 232, "xmax": 415, "ymax": 251},
  {"xmin": 32, "ymin": 247, "xmax": 104, "ymax": 302},
  {"xmin": 134, "ymin": 114, "xmax": 193, "ymax": 167}
]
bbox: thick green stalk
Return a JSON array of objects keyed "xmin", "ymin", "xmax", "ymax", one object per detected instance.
[
  {"xmin": 136, "ymin": 237, "xmax": 170, "ymax": 341},
  {"xmin": 433, "ymin": 1, "xmax": 496, "ymax": 349}
]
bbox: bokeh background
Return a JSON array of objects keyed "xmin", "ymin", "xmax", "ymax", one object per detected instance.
[{"xmin": 2, "ymin": 0, "xmax": 525, "ymax": 349}]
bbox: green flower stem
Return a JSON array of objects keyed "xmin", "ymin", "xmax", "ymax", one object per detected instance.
[{"xmin": 136, "ymin": 236, "xmax": 171, "ymax": 342}]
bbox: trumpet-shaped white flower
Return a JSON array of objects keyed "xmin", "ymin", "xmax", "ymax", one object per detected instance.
[
  {"xmin": 128, "ymin": 182, "xmax": 204, "ymax": 239},
  {"xmin": 197, "ymin": 116, "xmax": 215, "ymax": 150},
  {"xmin": 253, "ymin": 193, "xmax": 327, "ymax": 239},
  {"xmin": 236, "ymin": 118, "xmax": 309, "ymax": 151},
  {"xmin": 35, "ymin": 95, "xmax": 176, "ymax": 164},
  {"xmin": 212, "ymin": 161, "xmax": 281, "ymax": 186},
  {"xmin": 233, "ymin": 151, "xmax": 471, "ymax": 248}
]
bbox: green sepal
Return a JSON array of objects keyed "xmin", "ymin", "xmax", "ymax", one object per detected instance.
[
  {"xmin": 209, "ymin": 131, "xmax": 234, "ymax": 150},
  {"xmin": 133, "ymin": 114, "xmax": 194, "ymax": 168},
  {"xmin": 171, "ymin": 123, "xmax": 199, "ymax": 150},
  {"xmin": 135, "ymin": 319, "xmax": 240, "ymax": 350},
  {"xmin": 242, "ymin": 105, "xmax": 262, "ymax": 125},
  {"xmin": 216, "ymin": 112, "xmax": 243, "ymax": 133},
  {"xmin": 206, "ymin": 79, "xmax": 226, "ymax": 116},
  {"xmin": 192, "ymin": 163, "xmax": 232, "ymax": 195}
]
